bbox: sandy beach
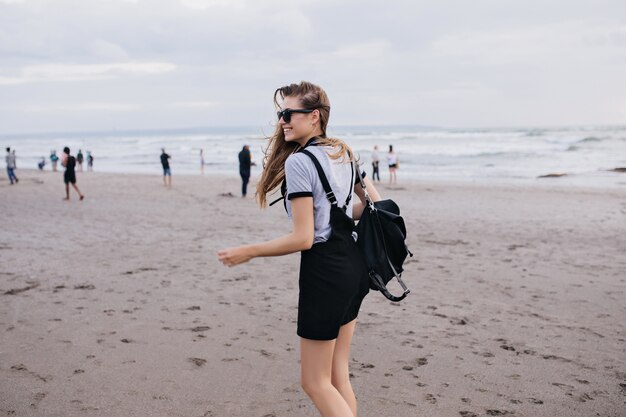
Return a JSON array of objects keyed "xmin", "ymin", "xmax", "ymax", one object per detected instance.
[{"xmin": 1, "ymin": 169, "xmax": 625, "ymax": 417}]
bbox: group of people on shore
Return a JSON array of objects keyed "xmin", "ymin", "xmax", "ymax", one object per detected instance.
[
  {"xmin": 159, "ymin": 145, "xmax": 256, "ymax": 197},
  {"xmin": 6, "ymin": 141, "xmax": 399, "ymax": 202},
  {"xmin": 47, "ymin": 149, "xmax": 93, "ymax": 172},
  {"xmin": 370, "ymin": 144, "xmax": 399, "ymax": 184},
  {"xmin": 5, "ymin": 146, "xmax": 84, "ymax": 201}
]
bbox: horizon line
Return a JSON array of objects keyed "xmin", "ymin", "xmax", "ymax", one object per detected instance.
[{"xmin": 1, "ymin": 123, "xmax": 625, "ymax": 140}]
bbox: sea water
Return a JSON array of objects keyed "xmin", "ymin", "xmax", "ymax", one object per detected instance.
[{"xmin": 2, "ymin": 125, "xmax": 625, "ymax": 188}]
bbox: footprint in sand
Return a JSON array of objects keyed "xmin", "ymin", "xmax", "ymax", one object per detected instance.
[
  {"xmin": 190, "ymin": 326, "xmax": 211, "ymax": 332},
  {"xmin": 424, "ymin": 393, "xmax": 437, "ymax": 404},
  {"xmin": 11, "ymin": 364, "xmax": 49, "ymax": 382},
  {"xmin": 416, "ymin": 357, "xmax": 428, "ymax": 366},
  {"xmin": 4, "ymin": 282, "xmax": 39, "ymax": 295},
  {"xmin": 486, "ymin": 410, "xmax": 511, "ymax": 416},
  {"xmin": 31, "ymin": 392, "xmax": 47, "ymax": 408},
  {"xmin": 258, "ymin": 349, "xmax": 274, "ymax": 358},
  {"xmin": 188, "ymin": 358, "xmax": 207, "ymax": 367},
  {"xmin": 74, "ymin": 284, "xmax": 95, "ymax": 290}
]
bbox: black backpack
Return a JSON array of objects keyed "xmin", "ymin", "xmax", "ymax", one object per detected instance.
[
  {"xmin": 272, "ymin": 145, "xmax": 412, "ymax": 302},
  {"xmin": 354, "ymin": 170, "xmax": 412, "ymax": 301}
]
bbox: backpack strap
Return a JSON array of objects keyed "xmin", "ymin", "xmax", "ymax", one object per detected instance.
[
  {"xmin": 271, "ymin": 139, "xmax": 354, "ymax": 211},
  {"xmin": 300, "ymin": 149, "xmax": 338, "ymax": 206},
  {"xmin": 355, "ymin": 162, "xmax": 375, "ymax": 210},
  {"xmin": 299, "ymin": 148, "xmax": 356, "ymax": 212},
  {"xmin": 268, "ymin": 179, "xmax": 288, "ymax": 211}
]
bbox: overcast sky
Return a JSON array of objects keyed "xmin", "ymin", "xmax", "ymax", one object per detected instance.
[{"xmin": 1, "ymin": 0, "xmax": 625, "ymax": 134}]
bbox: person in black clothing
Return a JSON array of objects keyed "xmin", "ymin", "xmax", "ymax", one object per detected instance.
[
  {"xmin": 160, "ymin": 148, "xmax": 171, "ymax": 187},
  {"xmin": 371, "ymin": 145, "xmax": 381, "ymax": 182},
  {"xmin": 62, "ymin": 147, "xmax": 84, "ymax": 201},
  {"xmin": 238, "ymin": 145, "xmax": 254, "ymax": 197}
]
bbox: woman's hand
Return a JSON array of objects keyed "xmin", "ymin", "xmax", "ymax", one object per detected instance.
[{"xmin": 218, "ymin": 246, "xmax": 254, "ymax": 267}]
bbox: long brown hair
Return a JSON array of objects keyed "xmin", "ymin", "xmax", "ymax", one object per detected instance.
[{"xmin": 256, "ymin": 81, "xmax": 355, "ymax": 207}]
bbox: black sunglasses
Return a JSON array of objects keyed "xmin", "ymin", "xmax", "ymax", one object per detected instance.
[{"xmin": 277, "ymin": 108, "xmax": 315, "ymax": 123}]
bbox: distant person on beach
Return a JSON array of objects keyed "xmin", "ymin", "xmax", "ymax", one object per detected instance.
[
  {"xmin": 200, "ymin": 149, "xmax": 205, "ymax": 174},
  {"xmin": 76, "ymin": 149, "xmax": 84, "ymax": 172},
  {"xmin": 387, "ymin": 144, "xmax": 398, "ymax": 184},
  {"xmin": 62, "ymin": 147, "xmax": 84, "ymax": 201},
  {"xmin": 160, "ymin": 148, "xmax": 172, "ymax": 187},
  {"xmin": 371, "ymin": 145, "xmax": 380, "ymax": 182},
  {"xmin": 5, "ymin": 147, "xmax": 18, "ymax": 185},
  {"xmin": 219, "ymin": 81, "xmax": 382, "ymax": 417},
  {"xmin": 38, "ymin": 157, "xmax": 46, "ymax": 170},
  {"xmin": 238, "ymin": 145, "xmax": 254, "ymax": 197},
  {"xmin": 50, "ymin": 150, "xmax": 59, "ymax": 172},
  {"xmin": 86, "ymin": 151, "xmax": 93, "ymax": 171}
]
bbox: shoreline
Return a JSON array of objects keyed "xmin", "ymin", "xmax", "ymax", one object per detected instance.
[{"xmin": 3, "ymin": 167, "xmax": 626, "ymax": 193}]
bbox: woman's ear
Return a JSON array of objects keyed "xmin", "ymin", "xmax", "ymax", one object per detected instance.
[{"xmin": 311, "ymin": 109, "xmax": 321, "ymax": 125}]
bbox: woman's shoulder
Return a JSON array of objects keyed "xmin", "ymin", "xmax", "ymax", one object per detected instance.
[
  {"xmin": 285, "ymin": 152, "xmax": 315, "ymax": 174},
  {"xmin": 286, "ymin": 151, "xmax": 308, "ymax": 164}
]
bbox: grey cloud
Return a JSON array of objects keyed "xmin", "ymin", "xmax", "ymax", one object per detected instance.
[{"xmin": 0, "ymin": 0, "xmax": 625, "ymax": 133}]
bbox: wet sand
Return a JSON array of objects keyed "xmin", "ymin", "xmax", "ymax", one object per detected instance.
[{"xmin": 1, "ymin": 169, "xmax": 625, "ymax": 417}]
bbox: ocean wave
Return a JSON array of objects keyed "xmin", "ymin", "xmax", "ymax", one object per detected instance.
[
  {"xmin": 470, "ymin": 151, "xmax": 515, "ymax": 158},
  {"xmin": 577, "ymin": 136, "xmax": 606, "ymax": 143},
  {"xmin": 9, "ymin": 125, "xmax": 626, "ymax": 187}
]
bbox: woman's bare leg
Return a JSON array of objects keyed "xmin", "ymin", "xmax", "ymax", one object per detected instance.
[
  {"xmin": 300, "ymin": 338, "xmax": 354, "ymax": 417},
  {"xmin": 332, "ymin": 320, "xmax": 357, "ymax": 416},
  {"xmin": 71, "ymin": 183, "xmax": 84, "ymax": 200}
]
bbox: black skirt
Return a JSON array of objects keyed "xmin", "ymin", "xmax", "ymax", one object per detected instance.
[{"xmin": 297, "ymin": 205, "xmax": 369, "ymax": 340}]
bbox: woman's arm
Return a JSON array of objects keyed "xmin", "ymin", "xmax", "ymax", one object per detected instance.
[
  {"xmin": 217, "ymin": 197, "xmax": 315, "ymax": 267},
  {"xmin": 352, "ymin": 176, "xmax": 382, "ymax": 220}
]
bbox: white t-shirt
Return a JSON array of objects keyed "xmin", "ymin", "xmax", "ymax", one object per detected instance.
[
  {"xmin": 6, "ymin": 153, "xmax": 16, "ymax": 169},
  {"xmin": 284, "ymin": 146, "xmax": 355, "ymax": 243}
]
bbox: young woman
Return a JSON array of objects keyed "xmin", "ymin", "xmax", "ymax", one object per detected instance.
[{"xmin": 218, "ymin": 81, "xmax": 381, "ymax": 417}]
